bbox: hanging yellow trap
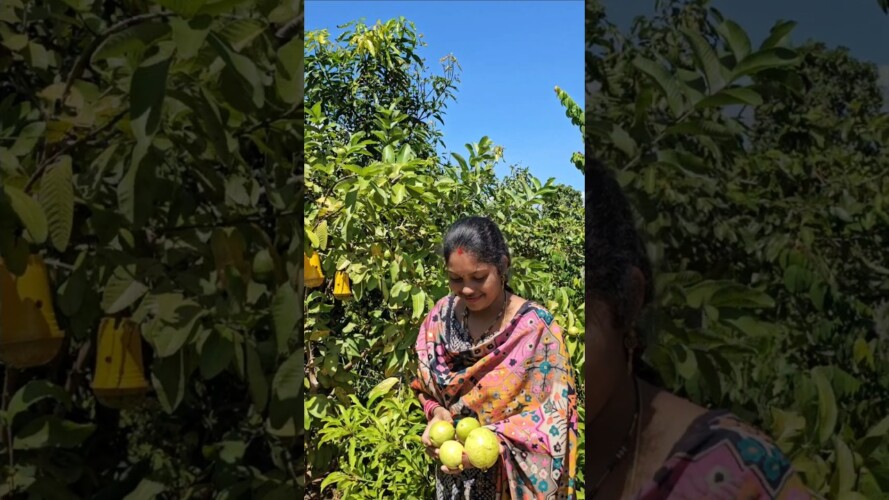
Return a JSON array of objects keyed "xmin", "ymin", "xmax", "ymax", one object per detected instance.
[
  {"xmin": 304, "ymin": 251, "xmax": 324, "ymax": 288},
  {"xmin": 92, "ymin": 317, "xmax": 149, "ymax": 409},
  {"xmin": 0, "ymin": 255, "xmax": 65, "ymax": 368},
  {"xmin": 334, "ymin": 271, "xmax": 352, "ymax": 300}
]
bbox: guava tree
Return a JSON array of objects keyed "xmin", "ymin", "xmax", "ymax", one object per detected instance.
[
  {"xmin": 588, "ymin": 0, "xmax": 889, "ymax": 496},
  {"xmin": 304, "ymin": 18, "xmax": 585, "ymax": 498},
  {"xmin": 0, "ymin": 0, "xmax": 300, "ymax": 497}
]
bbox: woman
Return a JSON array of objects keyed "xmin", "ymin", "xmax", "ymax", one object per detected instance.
[
  {"xmin": 584, "ymin": 162, "xmax": 813, "ymax": 498},
  {"xmin": 411, "ymin": 216, "xmax": 579, "ymax": 499}
]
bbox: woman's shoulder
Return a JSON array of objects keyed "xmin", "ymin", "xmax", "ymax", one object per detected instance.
[{"xmin": 646, "ymin": 409, "xmax": 813, "ymax": 498}]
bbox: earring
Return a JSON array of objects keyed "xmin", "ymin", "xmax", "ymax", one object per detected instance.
[{"xmin": 624, "ymin": 330, "xmax": 638, "ymax": 376}]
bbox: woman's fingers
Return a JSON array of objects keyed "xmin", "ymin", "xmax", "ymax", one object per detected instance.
[{"xmin": 440, "ymin": 465, "xmax": 462, "ymax": 475}]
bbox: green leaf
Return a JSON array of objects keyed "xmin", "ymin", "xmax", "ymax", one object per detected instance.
[
  {"xmin": 760, "ymin": 20, "xmax": 797, "ymax": 50},
  {"xmin": 832, "ymin": 436, "xmax": 856, "ymax": 496},
  {"xmin": 633, "ymin": 56, "xmax": 685, "ymax": 117},
  {"xmin": 272, "ymin": 349, "xmax": 301, "ymax": 400},
  {"xmin": 695, "ymin": 87, "xmax": 763, "ymax": 109},
  {"xmin": 14, "ymin": 416, "xmax": 95, "ymax": 450},
  {"xmin": 367, "ymin": 377, "xmax": 399, "ymax": 407},
  {"xmin": 731, "ymin": 48, "xmax": 799, "ymax": 81},
  {"xmin": 102, "ymin": 267, "xmax": 149, "ymax": 314},
  {"xmin": 709, "ymin": 283, "xmax": 775, "ymax": 309},
  {"xmin": 197, "ymin": 0, "xmax": 252, "ymax": 15},
  {"xmin": 141, "ymin": 294, "xmax": 203, "ymax": 357},
  {"xmin": 39, "ymin": 155, "xmax": 74, "ymax": 252},
  {"xmin": 199, "ymin": 328, "xmax": 234, "ymax": 380},
  {"xmin": 410, "ymin": 286, "xmax": 425, "ymax": 320},
  {"xmin": 679, "ymin": 27, "xmax": 724, "ymax": 91},
  {"xmin": 123, "ymin": 478, "xmax": 166, "ymax": 500},
  {"xmin": 7, "ymin": 381, "xmax": 72, "ymax": 426},
  {"xmin": 152, "ymin": 0, "xmax": 207, "ymax": 18},
  {"xmin": 320, "ymin": 471, "xmax": 348, "ymax": 492},
  {"xmin": 151, "ymin": 350, "xmax": 186, "ymax": 413},
  {"xmin": 207, "ymin": 32, "xmax": 263, "ymax": 109},
  {"xmin": 246, "ymin": 342, "xmax": 269, "ymax": 412},
  {"xmin": 10, "ymin": 121, "xmax": 45, "ymax": 156},
  {"xmin": 275, "ymin": 36, "xmax": 303, "ymax": 104},
  {"xmin": 316, "ymin": 220, "xmax": 328, "ymax": 250},
  {"xmin": 783, "ymin": 265, "xmax": 811, "ymax": 293},
  {"xmin": 170, "ymin": 16, "xmax": 210, "ymax": 60},
  {"xmin": 130, "ymin": 42, "xmax": 174, "ymax": 145},
  {"xmin": 4, "ymin": 184, "xmax": 47, "ymax": 243},
  {"xmin": 859, "ymin": 414, "xmax": 889, "ymax": 457},
  {"xmin": 812, "ymin": 367, "xmax": 838, "ymax": 445},
  {"xmin": 716, "ymin": 19, "xmax": 752, "ymax": 62},
  {"xmin": 92, "ymin": 22, "xmax": 171, "ymax": 62},
  {"xmin": 273, "ymin": 283, "xmax": 298, "ymax": 356},
  {"xmin": 610, "ymin": 124, "xmax": 637, "ymax": 157},
  {"xmin": 305, "ymin": 227, "xmax": 319, "ymax": 248}
]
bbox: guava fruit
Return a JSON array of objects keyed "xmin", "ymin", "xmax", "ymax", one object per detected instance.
[
  {"xmin": 464, "ymin": 427, "xmax": 499, "ymax": 470},
  {"xmin": 252, "ymin": 249, "xmax": 274, "ymax": 276},
  {"xmin": 429, "ymin": 421, "xmax": 455, "ymax": 448},
  {"xmin": 455, "ymin": 417, "xmax": 480, "ymax": 443},
  {"xmin": 439, "ymin": 440, "xmax": 464, "ymax": 469}
]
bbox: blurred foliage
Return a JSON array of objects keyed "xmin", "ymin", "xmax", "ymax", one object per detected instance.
[
  {"xmin": 0, "ymin": 0, "xmax": 301, "ymax": 497},
  {"xmin": 587, "ymin": 0, "xmax": 889, "ymax": 497}
]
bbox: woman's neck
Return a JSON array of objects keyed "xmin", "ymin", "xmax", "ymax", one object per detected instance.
[{"xmin": 587, "ymin": 374, "xmax": 641, "ymax": 493}]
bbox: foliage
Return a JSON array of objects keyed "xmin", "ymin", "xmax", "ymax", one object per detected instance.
[
  {"xmin": 0, "ymin": 0, "xmax": 300, "ymax": 497},
  {"xmin": 587, "ymin": 0, "xmax": 889, "ymax": 497},
  {"xmin": 305, "ymin": 18, "xmax": 585, "ymax": 498}
]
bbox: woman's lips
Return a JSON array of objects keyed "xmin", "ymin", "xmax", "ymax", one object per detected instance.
[{"xmin": 464, "ymin": 295, "xmax": 482, "ymax": 303}]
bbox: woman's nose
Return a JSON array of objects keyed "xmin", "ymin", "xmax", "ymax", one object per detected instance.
[{"xmin": 461, "ymin": 286, "xmax": 475, "ymax": 296}]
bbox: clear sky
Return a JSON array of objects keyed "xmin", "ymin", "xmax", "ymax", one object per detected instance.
[
  {"xmin": 602, "ymin": 0, "xmax": 889, "ymax": 108},
  {"xmin": 306, "ymin": 1, "xmax": 585, "ymax": 192}
]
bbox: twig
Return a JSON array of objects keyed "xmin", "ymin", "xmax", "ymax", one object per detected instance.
[
  {"xmin": 2, "ymin": 367, "xmax": 18, "ymax": 483},
  {"xmin": 57, "ymin": 12, "xmax": 174, "ymax": 119},
  {"xmin": 25, "ymin": 108, "xmax": 129, "ymax": 194},
  {"xmin": 275, "ymin": 16, "xmax": 303, "ymax": 41},
  {"xmin": 158, "ymin": 209, "xmax": 298, "ymax": 235},
  {"xmin": 64, "ymin": 340, "xmax": 93, "ymax": 394}
]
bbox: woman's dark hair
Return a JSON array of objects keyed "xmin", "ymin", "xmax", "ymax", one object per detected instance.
[
  {"xmin": 585, "ymin": 160, "xmax": 661, "ymax": 385},
  {"xmin": 442, "ymin": 216, "xmax": 513, "ymax": 292}
]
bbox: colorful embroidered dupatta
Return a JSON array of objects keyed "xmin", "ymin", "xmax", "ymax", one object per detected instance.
[{"xmin": 412, "ymin": 296, "xmax": 579, "ymax": 499}]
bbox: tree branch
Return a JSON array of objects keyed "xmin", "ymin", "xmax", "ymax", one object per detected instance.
[{"xmin": 57, "ymin": 12, "xmax": 174, "ymax": 119}]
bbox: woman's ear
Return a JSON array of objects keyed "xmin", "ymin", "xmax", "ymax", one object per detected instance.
[{"xmin": 628, "ymin": 266, "xmax": 647, "ymax": 321}]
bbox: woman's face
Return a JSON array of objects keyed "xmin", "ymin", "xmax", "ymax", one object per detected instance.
[
  {"xmin": 585, "ymin": 267, "xmax": 647, "ymax": 420},
  {"xmin": 447, "ymin": 250, "xmax": 504, "ymax": 312},
  {"xmin": 585, "ymin": 301, "xmax": 628, "ymax": 418}
]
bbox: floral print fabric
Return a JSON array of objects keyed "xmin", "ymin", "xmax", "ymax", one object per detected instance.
[{"xmin": 636, "ymin": 410, "xmax": 813, "ymax": 499}]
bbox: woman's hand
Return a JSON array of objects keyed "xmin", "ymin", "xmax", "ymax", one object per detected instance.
[
  {"xmin": 421, "ymin": 407, "xmax": 453, "ymax": 460},
  {"xmin": 439, "ymin": 451, "xmax": 475, "ymax": 475}
]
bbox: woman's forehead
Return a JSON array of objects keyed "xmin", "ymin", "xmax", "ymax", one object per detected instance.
[{"xmin": 447, "ymin": 253, "xmax": 495, "ymax": 272}]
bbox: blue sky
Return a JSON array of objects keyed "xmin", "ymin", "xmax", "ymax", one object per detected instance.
[
  {"xmin": 306, "ymin": 1, "xmax": 585, "ymax": 192},
  {"xmin": 603, "ymin": 0, "xmax": 889, "ymax": 108}
]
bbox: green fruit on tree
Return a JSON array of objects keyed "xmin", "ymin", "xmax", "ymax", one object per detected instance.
[
  {"xmin": 429, "ymin": 421, "xmax": 455, "ymax": 448},
  {"xmin": 456, "ymin": 417, "xmax": 480, "ymax": 443},
  {"xmin": 252, "ymin": 249, "xmax": 274, "ymax": 276},
  {"xmin": 464, "ymin": 427, "xmax": 499, "ymax": 470},
  {"xmin": 439, "ymin": 440, "xmax": 464, "ymax": 469}
]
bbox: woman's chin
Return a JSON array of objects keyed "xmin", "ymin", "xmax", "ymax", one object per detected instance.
[{"xmin": 464, "ymin": 296, "xmax": 487, "ymax": 311}]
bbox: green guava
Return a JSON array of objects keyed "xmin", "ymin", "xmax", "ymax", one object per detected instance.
[
  {"xmin": 429, "ymin": 421, "xmax": 455, "ymax": 448},
  {"xmin": 464, "ymin": 427, "xmax": 499, "ymax": 470},
  {"xmin": 455, "ymin": 417, "xmax": 480, "ymax": 443},
  {"xmin": 252, "ymin": 249, "xmax": 274, "ymax": 276},
  {"xmin": 439, "ymin": 440, "xmax": 464, "ymax": 469}
]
